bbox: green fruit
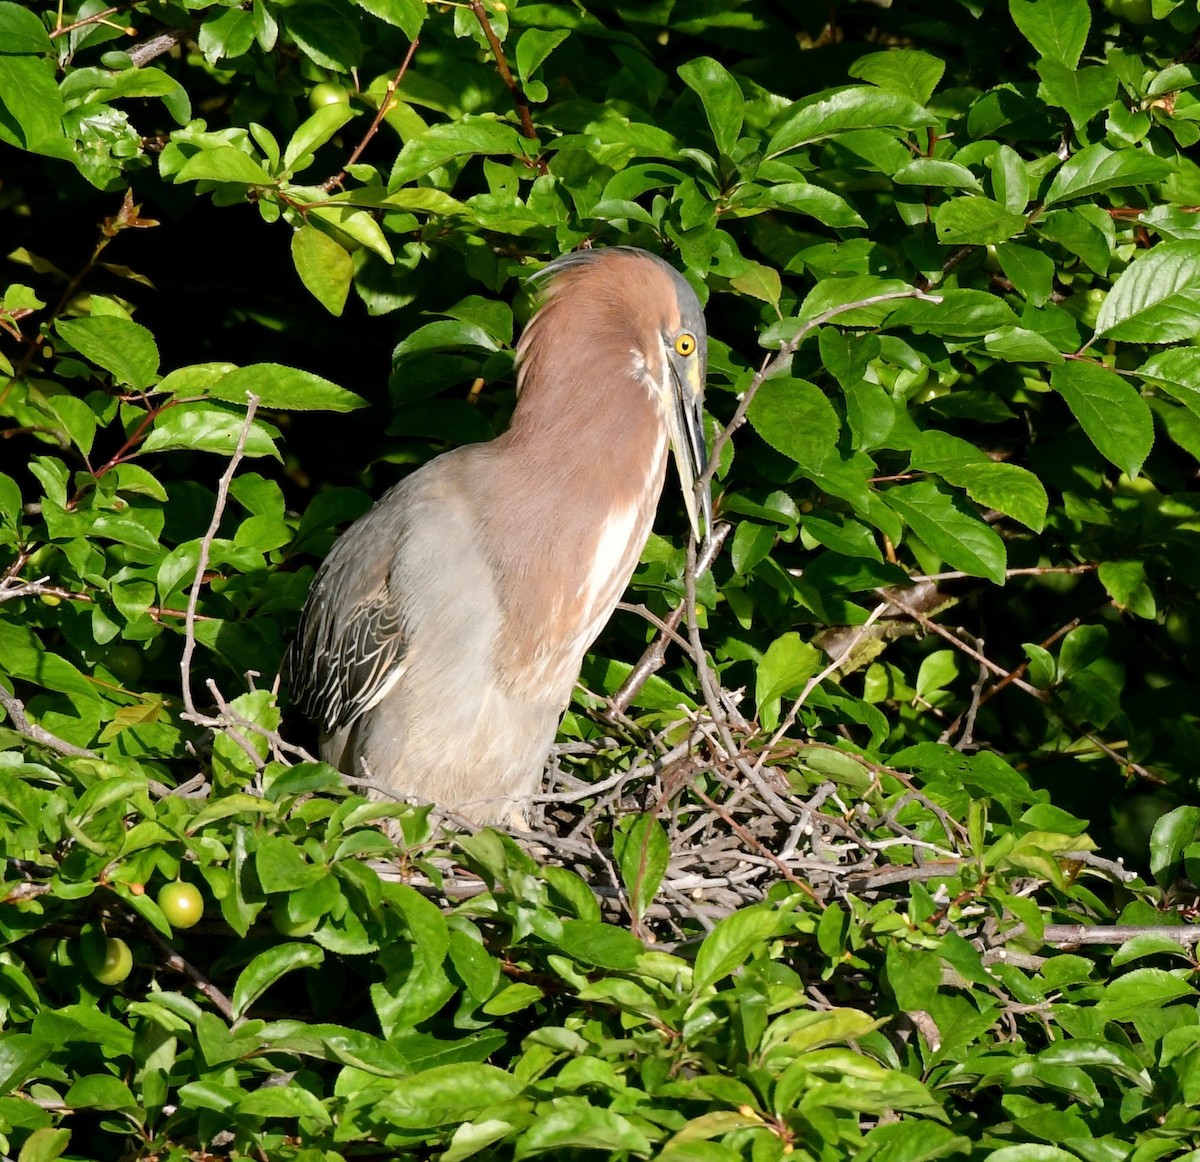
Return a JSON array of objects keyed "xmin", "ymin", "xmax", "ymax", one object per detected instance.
[
  {"xmin": 309, "ymin": 82, "xmax": 350, "ymax": 112},
  {"xmin": 103, "ymin": 644, "xmax": 144, "ymax": 684},
  {"xmin": 157, "ymin": 881, "xmax": 204, "ymax": 929},
  {"xmin": 39, "ymin": 594, "xmax": 61, "ymax": 607},
  {"xmin": 90, "ymin": 937, "xmax": 133, "ymax": 985},
  {"xmin": 272, "ymin": 906, "xmax": 319, "ymax": 938}
]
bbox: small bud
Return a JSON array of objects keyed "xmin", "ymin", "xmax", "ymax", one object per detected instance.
[{"xmin": 129, "ymin": 883, "xmax": 145, "ymax": 896}]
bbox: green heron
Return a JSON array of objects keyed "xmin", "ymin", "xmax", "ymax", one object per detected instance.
[{"xmin": 289, "ymin": 246, "xmax": 710, "ymax": 824}]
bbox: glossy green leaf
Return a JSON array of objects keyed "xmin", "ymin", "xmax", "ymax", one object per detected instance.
[
  {"xmin": 55, "ymin": 317, "xmax": 159, "ymax": 389},
  {"xmin": 291, "ymin": 224, "xmax": 353, "ymax": 316},
  {"xmin": 1096, "ymin": 241, "xmax": 1200, "ymax": 343},
  {"xmin": 375, "ymin": 1063, "xmax": 522, "ymax": 1128},
  {"xmin": 352, "ymin": 0, "xmax": 423, "ymax": 37},
  {"xmin": 613, "ymin": 814, "xmax": 670, "ymax": 923},
  {"xmin": 390, "ymin": 118, "xmax": 529, "ymax": 186},
  {"xmin": 1050, "ymin": 361, "xmax": 1153, "ymax": 476},
  {"xmin": 934, "ymin": 196, "xmax": 1026, "ymax": 245},
  {"xmin": 911, "ymin": 429, "xmax": 1048, "ymax": 531},
  {"xmin": 849, "ymin": 49, "xmax": 945, "ymax": 104},
  {"xmin": 232, "ymin": 943, "xmax": 325, "ymax": 1021},
  {"xmin": 884, "ymin": 481, "xmax": 1007, "ymax": 583},
  {"xmin": 1044, "ymin": 143, "xmax": 1172, "ymax": 207},
  {"xmin": 1009, "ymin": 0, "xmax": 1090, "ymax": 67},
  {"xmin": 678, "ymin": 56, "xmax": 744, "ymax": 157},
  {"xmin": 766, "ymin": 86, "xmax": 935, "ymax": 156}
]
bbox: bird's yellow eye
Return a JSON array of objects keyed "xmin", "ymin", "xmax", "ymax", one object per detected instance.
[{"xmin": 675, "ymin": 333, "xmax": 696, "ymax": 357}]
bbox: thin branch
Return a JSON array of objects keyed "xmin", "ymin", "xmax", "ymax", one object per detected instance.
[
  {"xmin": 701, "ymin": 288, "xmax": 942, "ymax": 491},
  {"xmin": 128, "ymin": 26, "xmax": 189, "ymax": 68},
  {"xmin": 468, "ymin": 0, "xmax": 548, "ymax": 171},
  {"xmin": 609, "ymin": 522, "xmax": 731, "ymax": 715},
  {"xmin": 757, "ymin": 601, "xmax": 890, "ymax": 764},
  {"xmin": 1042, "ymin": 924, "xmax": 1200, "ymax": 947},
  {"xmin": 321, "ymin": 38, "xmax": 420, "ymax": 193},
  {"xmin": 0, "ymin": 686, "xmax": 97, "ymax": 759},
  {"xmin": 180, "ymin": 395, "xmax": 259, "ymax": 719}
]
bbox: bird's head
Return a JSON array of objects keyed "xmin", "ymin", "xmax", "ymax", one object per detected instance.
[{"xmin": 517, "ymin": 247, "xmax": 712, "ymax": 540}]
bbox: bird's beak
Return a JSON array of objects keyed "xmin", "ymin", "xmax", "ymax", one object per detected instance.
[{"xmin": 666, "ymin": 356, "xmax": 711, "ymax": 542}]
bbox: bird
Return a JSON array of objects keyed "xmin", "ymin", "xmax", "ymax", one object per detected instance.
[{"xmin": 288, "ymin": 246, "xmax": 710, "ymax": 826}]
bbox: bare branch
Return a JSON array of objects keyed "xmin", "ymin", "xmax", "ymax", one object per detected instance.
[
  {"xmin": 181, "ymin": 395, "xmax": 259, "ymax": 720},
  {"xmin": 0, "ymin": 686, "xmax": 97, "ymax": 759}
]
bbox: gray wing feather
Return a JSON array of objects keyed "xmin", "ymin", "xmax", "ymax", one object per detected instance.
[{"xmin": 288, "ymin": 490, "xmax": 410, "ymax": 733}]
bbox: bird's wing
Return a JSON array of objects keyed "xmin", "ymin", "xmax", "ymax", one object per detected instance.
[{"xmin": 288, "ymin": 505, "xmax": 410, "ymax": 734}]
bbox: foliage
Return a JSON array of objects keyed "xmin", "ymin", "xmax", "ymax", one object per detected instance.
[{"xmin": 3, "ymin": 0, "xmax": 1200, "ymax": 1157}]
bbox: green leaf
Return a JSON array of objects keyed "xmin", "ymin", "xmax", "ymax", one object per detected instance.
[
  {"xmin": 754, "ymin": 181, "xmax": 867, "ymax": 228},
  {"xmin": 894, "ymin": 158, "xmax": 982, "ymax": 192},
  {"xmin": 1044, "ymin": 143, "xmax": 1172, "ymax": 207},
  {"xmin": 1096, "ymin": 241, "xmax": 1200, "ymax": 343},
  {"xmin": 282, "ymin": 102, "xmax": 355, "ymax": 173},
  {"xmin": 1150, "ymin": 806, "xmax": 1200, "ymax": 886},
  {"xmin": 755, "ymin": 633, "xmax": 822, "ymax": 728},
  {"xmin": 1095, "ymin": 968, "xmax": 1194, "ymax": 1019},
  {"xmin": 1037, "ymin": 59, "xmax": 1117, "ymax": 130},
  {"xmin": 175, "ymin": 146, "xmax": 274, "ymax": 186},
  {"xmin": 284, "ymin": 2, "xmax": 362, "ymax": 70},
  {"xmin": 934, "ymin": 196, "xmax": 1027, "ymax": 245},
  {"xmin": 1097, "ymin": 559, "xmax": 1156, "ymax": 618},
  {"xmin": 390, "ymin": 118, "xmax": 529, "ymax": 187},
  {"xmin": 55, "ymin": 317, "xmax": 159, "ymax": 389},
  {"xmin": 693, "ymin": 905, "xmax": 785, "ymax": 991},
  {"xmin": 375, "ymin": 1063, "xmax": 522, "ymax": 1128},
  {"xmin": 910, "ymin": 429, "xmax": 1048, "ymax": 531},
  {"xmin": 747, "ymin": 377, "xmax": 840, "ymax": 474},
  {"xmin": 558, "ymin": 920, "xmax": 644, "ymax": 970},
  {"xmin": 1009, "ymin": 0, "xmax": 1090, "ymax": 68},
  {"xmin": 884, "ymin": 481, "xmax": 1008, "ymax": 583},
  {"xmin": 515, "ymin": 28, "xmax": 570, "ymax": 88},
  {"xmin": 1138, "ymin": 347, "xmax": 1200, "ymax": 420},
  {"xmin": 995, "ymin": 242, "xmax": 1055, "ymax": 305},
  {"xmin": 515, "ymin": 1099, "xmax": 653, "ymax": 1157},
  {"xmin": 351, "ymin": 0, "xmax": 423, "ymax": 37},
  {"xmin": 256, "ymin": 834, "xmax": 326, "ymax": 893},
  {"xmin": 887, "ymin": 289, "xmax": 1017, "ymax": 337},
  {"xmin": 766, "ymin": 85, "xmax": 935, "ymax": 156},
  {"xmin": 140, "ymin": 402, "xmax": 282, "ymax": 459},
  {"xmin": 232, "ymin": 943, "xmax": 325, "ymax": 1021},
  {"xmin": 291, "ymin": 225, "xmax": 352, "ymax": 316},
  {"xmin": 678, "ymin": 57, "xmax": 744, "ymax": 157},
  {"xmin": 1050, "ymin": 362, "xmax": 1153, "ymax": 476},
  {"xmin": 236, "ymin": 1085, "xmax": 331, "ymax": 1122},
  {"xmin": 0, "ymin": 55, "xmax": 70, "ymax": 160},
  {"xmin": 613, "ymin": 814, "xmax": 670, "ymax": 923},
  {"xmin": 64, "ymin": 1074, "xmax": 139, "ymax": 1112},
  {"xmin": 17, "ymin": 1127, "xmax": 71, "ymax": 1162},
  {"xmin": 207, "ymin": 363, "xmax": 366, "ymax": 411},
  {"xmin": 0, "ymin": 3, "xmax": 52, "ymax": 53},
  {"xmin": 849, "ymin": 49, "xmax": 945, "ymax": 104}
]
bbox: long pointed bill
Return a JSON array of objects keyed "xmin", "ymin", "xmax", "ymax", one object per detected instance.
[{"xmin": 666, "ymin": 360, "xmax": 712, "ymax": 543}]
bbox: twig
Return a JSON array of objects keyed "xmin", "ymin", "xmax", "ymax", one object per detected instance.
[
  {"xmin": 180, "ymin": 395, "xmax": 259, "ymax": 719},
  {"xmin": 128, "ymin": 26, "xmax": 189, "ymax": 68},
  {"xmin": 321, "ymin": 38, "xmax": 420, "ymax": 193},
  {"xmin": 609, "ymin": 523, "xmax": 731, "ymax": 715},
  {"xmin": 1042, "ymin": 924, "xmax": 1200, "ymax": 947},
  {"xmin": 757, "ymin": 601, "xmax": 890, "ymax": 765},
  {"xmin": 701, "ymin": 288, "xmax": 942, "ymax": 491},
  {"xmin": 468, "ymin": 0, "xmax": 546, "ymax": 172},
  {"xmin": 0, "ymin": 686, "xmax": 97, "ymax": 759},
  {"xmin": 878, "ymin": 587, "xmax": 1045, "ymax": 699},
  {"xmin": 138, "ymin": 919, "xmax": 235, "ymax": 1020}
]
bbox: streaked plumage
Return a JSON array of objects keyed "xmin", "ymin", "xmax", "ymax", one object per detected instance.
[{"xmin": 289, "ymin": 247, "xmax": 709, "ymax": 824}]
